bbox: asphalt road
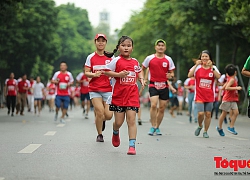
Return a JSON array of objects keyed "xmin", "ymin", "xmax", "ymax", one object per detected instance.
[{"xmin": 0, "ymin": 105, "xmax": 250, "ymax": 180}]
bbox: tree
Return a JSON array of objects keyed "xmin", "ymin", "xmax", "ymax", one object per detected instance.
[
  {"xmin": 0, "ymin": 0, "xmax": 60, "ymax": 81},
  {"xmin": 54, "ymin": 3, "xmax": 93, "ymax": 78}
]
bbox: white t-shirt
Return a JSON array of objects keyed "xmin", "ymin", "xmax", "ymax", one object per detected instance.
[{"xmin": 33, "ymin": 82, "xmax": 45, "ymax": 99}]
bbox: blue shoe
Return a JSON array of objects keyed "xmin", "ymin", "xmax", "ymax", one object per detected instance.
[
  {"xmin": 216, "ymin": 126, "xmax": 225, "ymax": 136},
  {"xmin": 155, "ymin": 128, "xmax": 162, "ymax": 135},
  {"xmin": 148, "ymin": 127, "xmax": 155, "ymax": 136},
  {"xmin": 227, "ymin": 127, "xmax": 238, "ymax": 135},
  {"xmin": 194, "ymin": 126, "xmax": 202, "ymax": 136}
]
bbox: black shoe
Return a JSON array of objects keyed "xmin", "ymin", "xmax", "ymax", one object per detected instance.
[
  {"xmin": 102, "ymin": 121, "xmax": 106, "ymax": 131},
  {"xmin": 138, "ymin": 119, "xmax": 142, "ymax": 125},
  {"xmin": 7, "ymin": 110, "xmax": 10, "ymax": 115},
  {"xmin": 96, "ymin": 134, "xmax": 104, "ymax": 142},
  {"xmin": 66, "ymin": 113, "xmax": 69, "ymax": 117},
  {"xmin": 83, "ymin": 108, "xmax": 85, "ymax": 114},
  {"xmin": 11, "ymin": 113, "xmax": 14, "ymax": 116}
]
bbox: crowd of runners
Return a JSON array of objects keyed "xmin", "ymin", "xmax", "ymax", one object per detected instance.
[{"xmin": 3, "ymin": 33, "xmax": 250, "ymax": 155}]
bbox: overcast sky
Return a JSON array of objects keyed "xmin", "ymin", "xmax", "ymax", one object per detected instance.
[{"xmin": 54, "ymin": 0, "xmax": 146, "ymax": 33}]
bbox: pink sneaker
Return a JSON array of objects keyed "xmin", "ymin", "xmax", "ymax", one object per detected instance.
[
  {"xmin": 127, "ymin": 147, "xmax": 136, "ymax": 155},
  {"xmin": 112, "ymin": 133, "xmax": 120, "ymax": 147}
]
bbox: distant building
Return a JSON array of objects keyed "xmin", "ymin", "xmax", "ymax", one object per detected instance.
[{"xmin": 99, "ymin": 10, "xmax": 110, "ymax": 33}]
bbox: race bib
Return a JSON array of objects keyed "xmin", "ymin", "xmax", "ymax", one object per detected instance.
[
  {"xmin": 120, "ymin": 71, "xmax": 136, "ymax": 85},
  {"xmin": 8, "ymin": 86, "xmax": 15, "ymax": 91},
  {"xmin": 199, "ymin": 79, "xmax": 212, "ymax": 89},
  {"xmin": 93, "ymin": 65, "xmax": 106, "ymax": 72},
  {"xmin": 83, "ymin": 81, "xmax": 89, "ymax": 86},
  {"xmin": 154, "ymin": 82, "xmax": 166, "ymax": 90},
  {"xmin": 59, "ymin": 82, "xmax": 67, "ymax": 90}
]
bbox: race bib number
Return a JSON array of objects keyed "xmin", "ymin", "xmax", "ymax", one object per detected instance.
[
  {"xmin": 199, "ymin": 79, "xmax": 212, "ymax": 89},
  {"xmin": 83, "ymin": 81, "xmax": 89, "ymax": 86},
  {"xmin": 154, "ymin": 82, "xmax": 166, "ymax": 90},
  {"xmin": 93, "ymin": 65, "xmax": 106, "ymax": 72},
  {"xmin": 120, "ymin": 71, "xmax": 136, "ymax": 85},
  {"xmin": 59, "ymin": 82, "xmax": 67, "ymax": 90},
  {"xmin": 8, "ymin": 86, "xmax": 15, "ymax": 91}
]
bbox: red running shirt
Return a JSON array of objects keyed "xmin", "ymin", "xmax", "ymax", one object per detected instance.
[
  {"xmin": 142, "ymin": 54, "xmax": 175, "ymax": 88},
  {"xmin": 18, "ymin": 80, "xmax": 30, "ymax": 93},
  {"xmin": 192, "ymin": 65, "xmax": 220, "ymax": 102},
  {"xmin": 184, "ymin": 78, "xmax": 195, "ymax": 93},
  {"xmin": 76, "ymin": 72, "xmax": 89, "ymax": 94},
  {"xmin": 222, "ymin": 77, "xmax": 239, "ymax": 102},
  {"xmin": 5, "ymin": 79, "xmax": 18, "ymax": 96},
  {"xmin": 85, "ymin": 52, "xmax": 112, "ymax": 92},
  {"xmin": 47, "ymin": 82, "xmax": 56, "ymax": 95},
  {"xmin": 52, "ymin": 71, "xmax": 74, "ymax": 96},
  {"xmin": 27, "ymin": 80, "xmax": 35, "ymax": 95},
  {"xmin": 106, "ymin": 56, "xmax": 141, "ymax": 107}
]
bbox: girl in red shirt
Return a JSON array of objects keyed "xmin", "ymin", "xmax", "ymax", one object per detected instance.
[{"xmin": 105, "ymin": 36, "xmax": 145, "ymax": 155}]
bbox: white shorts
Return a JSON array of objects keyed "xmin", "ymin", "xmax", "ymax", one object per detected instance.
[
  {"xmin": 46, "ymin": 94, "xmax": 55, "ymax": 100},
  {"xmin": 177, "ymin": 96, "xmax": 184, "ymax": 103}
]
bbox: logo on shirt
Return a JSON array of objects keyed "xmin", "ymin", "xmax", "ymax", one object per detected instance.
[
  {"xmin": 163, "ymin": 62, "xmax": 167, "ymax": 67},
  {"xmin": 209, "ymin": 73, "xmax": 213, "ymax": 77},
  {"xmin": 65, "ymin": 76, "xmax": 69, "ymax": 81},
  {"xmin": 105, "ymin": 60, "xmax": 111, "ymax": 64},
  {"xmin": 134, "ymin": 65, "xmax": 141, "ymax": 73}
]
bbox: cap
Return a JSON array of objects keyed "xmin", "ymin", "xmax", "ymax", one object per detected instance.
[
  {"xmin": 95, "ymin": 33, "xmax": 107, "ymax": 40},
  {"xmin": 177, "ymin": 80, "xmax": 182, "ymax": 84},
  {"xmin": 155, "ymin": 39, "xmax": 166, "ymax": 46}
]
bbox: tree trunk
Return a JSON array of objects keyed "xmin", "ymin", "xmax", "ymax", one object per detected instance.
[{"xmin": 231, "ymin": 42, "xmax": 239, "ymax": 64}]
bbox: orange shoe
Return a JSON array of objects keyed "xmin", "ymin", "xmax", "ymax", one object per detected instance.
[{"xmin": 127, "ymin": 147, "xmax": 136, "ymax": 155}]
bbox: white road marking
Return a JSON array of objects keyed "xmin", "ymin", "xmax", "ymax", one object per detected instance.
[
  {"xmin": 18, "ymin": 144, "xmax": 42, "ymax": 154},
  {"xmin": 44, "ymin": 131, "xmax": 57, "ymax": 136},
  {"xmin": 56, "ymin": 124, "xmax": 65, "ymax": 127},
  {"xmin": 226, "ymin": 136, "xmax": 248, "ymax": 141}
]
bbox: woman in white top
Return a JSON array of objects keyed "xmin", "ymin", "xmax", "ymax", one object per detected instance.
[{"xmin": 33, "ymin": 76, "xmax": 45, "ymax": 116}]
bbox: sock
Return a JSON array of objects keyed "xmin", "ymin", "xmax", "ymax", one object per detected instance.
[
  {"xmin": 129, "ymin": 139, "xmax": 136, "ymax": 148},
  {"xmin": 113, "ymin": 129, "xmax": 119, "ymax": 135}
]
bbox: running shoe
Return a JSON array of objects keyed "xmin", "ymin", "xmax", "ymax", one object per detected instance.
[
  {"xmin": 189, "ymin": 116, "xmax": 192, "ymax": 123},
  {"xmin": 54, "ymin": 113, "xmax": 58, "ymax": 121},
  {"xmin": 216, "ymin": 126, "xmax": 225, "ymax": 136},
  {"xmin": 148, "ymin": 127, "xmax": 155, "ymax": 136},
  {"xmin": 155, "ymin": 128, "xmax": 162, "ymax": 135},
  {"xmin": 11, "ymin": 113, "xmax": 14, "ymax": 116},
  {"xmin": 7, "ymin": 110, "xmax": 10, "ymax": 115},
  {"xmin": 112, "ymin": 133, "xmax": 120, "ymax": 147},
  {"xmin": 96, "ymin": 134, "xmax": 104, "ymax": 142},
  {"xmin": 83, "ymin": 108, "xmax": 85, "ymax": 114},
  {"xmin": 60, "ymin": 118, "xmax": 65, "ymax": 124},
  {"xmin": 194, "ymin": 126, "xmax": 202, "ymax": 136},
  {"xmin": 203, "ymin": 132, "xmax": 209, "ymax": 138},
  {"xmin": 85, "ymin": 114, "xmax": 89, "ymax": 119},
  {"xmin": 138, "ymin": 119, "xmax": 142, "ymax": 125},
  {"xmin": 127, "ymin": 147, "xmax": 136, "ymax": 155},
  {"xmin": 102, "ymin": 121, "xmax": 106, "ymax": 131},
  {"xmin": 194, "ymin": 119, "xmax": 198, "ymax": 123},
  {"xmin": 227, "ymin": 127, "xmax": 238, "ymax": 135}
]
